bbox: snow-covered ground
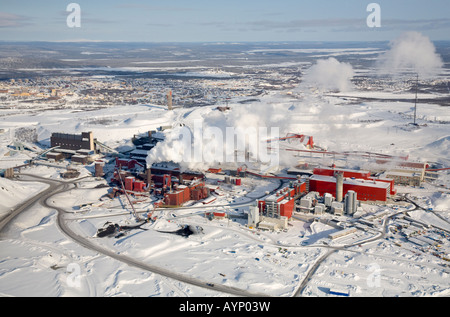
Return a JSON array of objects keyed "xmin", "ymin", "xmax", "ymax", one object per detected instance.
[
  {"xmin": 0, "ymin": 177, "xmax": 48, "ymax": 216},
  {"xmin": 0, "ymin": 54, "xmax": 449, "ymax": 297},
  {"xmin": 1, "ymin": 89, "xmax": 449, "ymax": 297}
]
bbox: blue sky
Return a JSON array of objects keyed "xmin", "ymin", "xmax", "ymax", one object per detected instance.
[{"xmin": 1, "ymin": 0, "xmax": 450, "ymax": 42}]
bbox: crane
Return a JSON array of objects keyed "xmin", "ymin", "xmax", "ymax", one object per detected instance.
[
  {"xmin": 116, "ymin": 167, "xmax": 141, "ymax": 222},
  {"xmin": 266, "ymin": 133, "xmax": 314, "ymax": 149}
]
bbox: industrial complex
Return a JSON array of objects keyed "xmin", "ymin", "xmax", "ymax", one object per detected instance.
[
  {"xmin": 2, "ymin": 88, "xmax": 449, "ymax": 298},
  {"xmin": 0, "ymin": 38, "xmax": 449, "ymax": 298},
  {"xmin": 20, "ymin": 127, "xmax": 434, "ymax": 235}
]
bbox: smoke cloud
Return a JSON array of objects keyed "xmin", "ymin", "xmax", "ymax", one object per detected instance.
[
  {"xmin": 376, "ymin": 31, "xmax": 443, "ymax": 78},
  {"xmin": 302, "ymin": 57, "xmax": 355, "ymax": 92},
  {"xmin": 146, "ymin": 103, "xmax": 288, "ymax": 172}
]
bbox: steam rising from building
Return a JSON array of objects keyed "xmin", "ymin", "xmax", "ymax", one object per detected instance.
[
  {"xmin": 376, "ymin": 31, "xmax": 444, "ymax": 78},
  {"xmin": 302, "ymin": 57, "xmax": 355, "ymax": 92}
]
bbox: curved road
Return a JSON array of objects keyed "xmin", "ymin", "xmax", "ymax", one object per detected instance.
[
  {"xmin": 3, "ymin": 173, "xmax": 269, "ymax": 297},
  {"xmin": 0, "ymin": 174, "xmax": 61, "ymax": 234},
  {"xmin": 294, "ymin": 211, "xmax": 394, "ymax": 296},
  {"xmin": 8, "ymin": 174, "xmax": 434, "ymax": 297},
  {"xmin": 1, "ymin": 174, "xmax": 394, "ymax": 297}
]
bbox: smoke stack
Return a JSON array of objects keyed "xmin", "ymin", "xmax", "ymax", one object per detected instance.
[
  {"xmin": 95, "ymin": 161, "xmax": 104, "ymax": 177},
  {"xmin": 146, "ymin": 169, "xmax": 152, "ymax": 189},
  {"xmin": 335, "ymin": 171, "xmax": 344, "ymax": 202},
  {"xmin": 167, "ymin": 90, "xmax": 173, "ymax": 111}
]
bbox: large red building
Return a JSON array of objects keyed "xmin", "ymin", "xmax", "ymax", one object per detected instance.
[
  {"xmin": 257, "ymin": 180, "xmax": 307, "ymax": 219},
  {"xmin": 313, "ymin": 166, "xmax": 396, "ymax": 196},
  {"xmin": 308, "ymin": 175, "xmax": 391, "ymax": 202},
  {"xmin": 163, "ymin": 179, "xmax": 209, "ymax": 207},
  {"xmin": 313, "ymin": 167, "xmax": 371, "ymax": 179}
]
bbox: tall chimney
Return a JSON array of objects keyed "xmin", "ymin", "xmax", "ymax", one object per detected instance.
[
  {"xmin": 167, "ymin": 90, "xmax": 173, "ymax": 111},
  {"xmin": 146, "ymin": 168, "xmax": 152, "ymax": 190},
  {"xmin": 335, "ymin": 171, "xmax": 344, "ymax": 202}
]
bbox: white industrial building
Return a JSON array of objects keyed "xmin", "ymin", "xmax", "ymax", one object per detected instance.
[
  {"xmin": 324, "ymin": 193, "xmax": 334, "ymax": 207},
  {"xmin": 328, "ymin": 227, "xmax": 358, "ymax": 240},
  {"xmin": 331, "ymin": 201, "xmax": 344, "ymax": 216},
  {"xmin": 314, "ymin": 203, "xmax": 325, "ymax": 215},
  {"xmin": 248, "ymin": 204, "xmax": 260, "ymax": 228}
]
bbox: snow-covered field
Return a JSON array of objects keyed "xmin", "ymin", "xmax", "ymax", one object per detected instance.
[
  {"xmin": 0, "ymin": 37, "xmax": 449, "ymax": 297},
  {"xmin": 0, "ymin": 84, "xmax": 449, "ymax": 297}
]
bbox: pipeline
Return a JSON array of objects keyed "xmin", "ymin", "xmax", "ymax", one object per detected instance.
[
  {"xmin": 246, "ymin": 170, "xmax": 297, "ymax": 180},
  {"xmin": 426, "ymin": 167, "xmax": 450, "ymax": 172}
]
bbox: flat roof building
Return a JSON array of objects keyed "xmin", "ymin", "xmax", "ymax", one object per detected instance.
[
  {"xmin": 51, "ymin": 131, "xmax": 95, "ymax": 152},
  {"xmin": 309, "ymin": 175, "xmax": 391, "ymax": 202}
]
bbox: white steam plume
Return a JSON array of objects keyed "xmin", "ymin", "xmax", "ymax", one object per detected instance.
[
  {"xmin": 376, "ymin": 31, "xmax": 443, "ymax": 78},
  {"xmin": 302, "ymin": 57, "xmax": 355, "ymax": 92},
  {"xmin": 146, "ymin": 103, "xmax": 295, "ymax": 172}
]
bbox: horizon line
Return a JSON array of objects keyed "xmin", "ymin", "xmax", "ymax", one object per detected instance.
[{"xmin": 1, "ymin": 39, "xmax": 450, "ymax": 44}]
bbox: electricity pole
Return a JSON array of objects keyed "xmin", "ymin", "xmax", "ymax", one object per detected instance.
[{"xmin": 413, "ymin": 73, "xmax": 419, "ymax": 125}]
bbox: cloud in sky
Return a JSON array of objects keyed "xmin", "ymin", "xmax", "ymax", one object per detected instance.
[
  {"xmin": 302, "ymin": 57, "xmax": 355, "ymax": 92},
  {"xmin": 0, "ymin": 12, "xmax": 30, "ymax": 28},
  {"xmin": 115, "ymin": 3, "xmax": 195, "ymax": 12},
  {"xmin": 1, "ymin": 1, "xmax": 449, "ymax": 42},
  {"xmin": 226, "ymin": 17, "xmax": 450, "ymax": 33}
]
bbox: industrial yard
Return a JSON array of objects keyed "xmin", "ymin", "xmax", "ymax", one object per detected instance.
[{"xmin": 0, "ymin": 40, "xmax": 449, "ymax": 297}]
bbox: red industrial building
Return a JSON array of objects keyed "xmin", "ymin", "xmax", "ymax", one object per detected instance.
[
  {"xmin": 257, "ymin": 180, "xmax": 307, "ymax": 219},
  {"xmin": 308, "ymin": 175, "xmax": 391, "ymax": 202},
  {"xmin": 111, "ymin": 159, "xmax": 209, "ymax": 206},
  {"xmin": 152, "ymin": 174, "xmax": 172, "ymax": 190},
  {"xmin": 313, "ymin": 167, "xmax": 371, "ymax": 179},
  {"xmin": 150, "ymin": 162, "xmax": 204, "ymax": 182},
  {"xmin": 164, "ymin": 179, "xmax": 209, "ymax": 207},
  {"xmin": 133, "ymin": 180, "xmax": 146, "ymax": 192},
  {"xmin": 375, "ymin": 160, "xmax": 428, "ymax": 170},
  {"xmin": 368, "ymin": 176, "xmax": 397, "ymax": 195},
  {"xmin": 313, "ymin": 166, "xmax": 396, "ymax": 196},
  {"xmin": 115, "ymin": 157, "xmax": 147, "ymax": 170}
]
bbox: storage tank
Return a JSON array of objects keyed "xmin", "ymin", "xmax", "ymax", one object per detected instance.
[
  {"xmin": 345, "ymin": 190, "xmax": 357, "ymax": 215},
  {"xmin": 95, "ymin": 161, "xmax": 104, "ymax": 177},
  {"xmin": 125, "ymin": 176, "xmax": 135, "ymax": 191}
]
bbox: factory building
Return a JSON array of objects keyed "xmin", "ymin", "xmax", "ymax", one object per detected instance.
[
  {"xmin": 324, "ymin": 193, "xmax": 334, "ymax": 207},
  {"xmin": 163, "ymin": 179, "xmax": 209, "ymax": 207},
  {"xmin": 308, "ymin": 175, "xmax": 391, "ymax": 202},
  {"xmin": 385, "ymin": 169, "xmax": 422, "ymax": 187},
  {"xmin": 331, "ymin": 201, "xmax": 344, "ymax": 215},
  {"xmin": 368, "ymin": 177, "xmax": 397, "ymax": 195},
  {"xmin": 328, "ymin": 227, "xmax": 358, "ymax": 240},
  {"xmin": 46, "ymin": 152, "xmax": 64, "ymax": 161},
  {"xmin": 258, "ymin": 216, "xmax": 288, "ymax": 231},
  {"xmin": 151, "ymin": 162, "xmax": 204, "ymax": 182},
  {"xmin": 299, "ymin": 196, "xmax": 314, "ymax": 213},
  {"xmin": 50, "ymin": 131, "xmax": 95, "ymax": 152},
  {"xmin": 374, "ymin": 160, "xmax": 426, "ymax": 187},
  {"xmin": 257, "ymin": 180, "xmax": 307, "ymax": 221},
  {"xmin": 129, "ymin": 146, "xmax": 151, "ymax": 165},
  {"xmin": 71, "ymin": 154, "xmax": 89, "ymax": 165},
  {"xmin": 314, "ymin": 203, "xmax": 325, "ymax": 215},
  {"xmin": 248, "ymin": 204, "xmax": 260, "ymax": 228},
  {"xmin": 313, "ymin": 167, "xmax": 371, "ymax": 180},
  {"xmin": 110, "ymin": 160, "xmax": 209, "ymax": 206},
  {"xmin": 314, "ymin": 166, "xmax": 396, "ymax": 196}
]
